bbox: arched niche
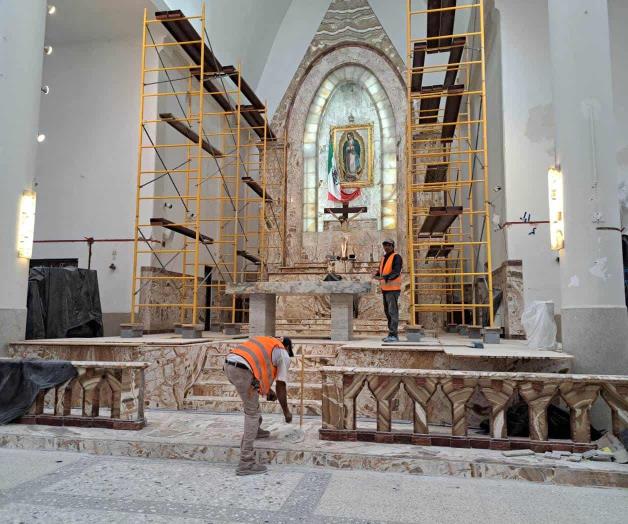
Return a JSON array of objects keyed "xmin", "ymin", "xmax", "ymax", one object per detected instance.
[
  {"xmin": 284, "ymin": 45, "xmax": 406, "ymax": 265},
  {"xmin": 302, "ymin": 65, "xmax": 396, "ymax": 233}
]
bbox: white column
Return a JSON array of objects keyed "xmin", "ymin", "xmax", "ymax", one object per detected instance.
[
  {"xmin": 548, "ymin": 0, "xmax": 628, "ymax": 373},
  {"xmin": 0, "ymin": 1, "xmax": 47, "ymax": 354}
]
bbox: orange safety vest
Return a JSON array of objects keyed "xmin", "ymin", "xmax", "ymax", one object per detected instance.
[
  {"xmin": 229, "ymin": 336, "xmax": 282, "ymax": 394},
  {"xmin": 379, "ymin": 252, "xmax": 401, "ymax": 292}
]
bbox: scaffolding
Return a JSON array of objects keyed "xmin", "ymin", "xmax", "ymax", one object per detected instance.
[
  {"xmin": 405, "ymin": 0, "xmax": 494, "ymax": 329},
  {"xmin": 130, "ymin": 5, "xmax": 286, "ymax": 330}
]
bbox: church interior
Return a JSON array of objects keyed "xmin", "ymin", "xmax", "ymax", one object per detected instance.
[{"xmin": 1, "ymin": 0, "xmax": 628, "ymax": 513}]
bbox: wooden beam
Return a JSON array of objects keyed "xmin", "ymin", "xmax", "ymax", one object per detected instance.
[
  {"xmin": 441, "ymin": 85, "xmax": 464, "ymax": 142},
  {"xmin": 150, "ymin": 218, "xmax": 214, "ymax": 244},
  {"xmin": 444, "ymin": 37, "xmax": 466, "ymax": 87},
  {"xmin": 418, "ymin": 206, "xmax": 463, "ymax": 237},
  {"xmin": 237, "ymin": 250, "xmax": 261, "ymax": 264},
  {"xmin": 242, "ymin": 177, "xmax": 273, "ymax": 203},
  {"xmin": 159, "ymin": 113, "xmax": 223, "ymax": 158},
  {"xmin": 323, "ymin": 206, "xmax": 368, "ymax": 215},
  {"xmin": 411, "ymin": 43, "xmax": 427, "ymax": 93}
]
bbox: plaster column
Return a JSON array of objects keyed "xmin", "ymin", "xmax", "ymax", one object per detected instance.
[
  {"xmin": 0, "ymin": 1, "xmax": 47, "ymax": 354},
  {"xmin": 548, "ymin": 0, "xmax": 628, "ymax": 373}
]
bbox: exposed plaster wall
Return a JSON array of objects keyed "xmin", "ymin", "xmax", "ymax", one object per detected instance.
[{"xmin": 494, "ymin": 0, "xmax": 561, "ymax": 310}]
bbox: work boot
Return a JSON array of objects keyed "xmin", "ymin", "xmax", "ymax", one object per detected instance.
[
  {"xmin": 383, "ymin": 335, "xmax": 399, "ymax": 342},
  {"xmin": 236, "ymin": 463, "xmax": 268, "ymax": 476},
  {"xmin": 256, "ymin": 428, "xmax": 271, "ymax": 439}
]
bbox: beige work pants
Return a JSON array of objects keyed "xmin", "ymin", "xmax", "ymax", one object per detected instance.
[{"xmin": 223, "ymin": 363, "xmax": 260, "ymax": 468}]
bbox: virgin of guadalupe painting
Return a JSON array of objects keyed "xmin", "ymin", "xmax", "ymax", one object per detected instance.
[{"xmin": 330, "ymin": 123, "xmax": 374, "ymax": 188}]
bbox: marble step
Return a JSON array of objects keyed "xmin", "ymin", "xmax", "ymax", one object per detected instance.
[
  {"xmin": 198, "ymin": 366, "xmax": 324, "ymax": 384},
  {"xmin": 201, "ymin": 354, "xmax": 335, "ymax": 369},
  {"xmin": 182, "ymin": 396, "xmax": 322, "ymax": 416},
  {"xmin": 191, "ymin": 380, "xmax": 322, "ymax": 400}
]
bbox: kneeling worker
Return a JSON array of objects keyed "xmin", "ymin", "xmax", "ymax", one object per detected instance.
[
  {"xmin": 224, "ymin": 335, "xmax": 293, "ymax": 476},
  {"xmin": 373, "ymin": 238, "xmax": 402, "ymax": 342}
]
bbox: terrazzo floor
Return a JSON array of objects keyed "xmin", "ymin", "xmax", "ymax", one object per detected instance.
[{"xmin": 0, "ymin": 448, "xmax": 626, "ymax": 523}]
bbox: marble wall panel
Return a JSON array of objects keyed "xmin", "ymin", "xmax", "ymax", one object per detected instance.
[{"xmin": 493, "ymin": 260, "xmax": 525, "ymax": 338}]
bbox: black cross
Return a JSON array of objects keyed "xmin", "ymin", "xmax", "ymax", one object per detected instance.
[{"xmin": 323, "ymin": 202, "xmax": 368, "ymax": 224}]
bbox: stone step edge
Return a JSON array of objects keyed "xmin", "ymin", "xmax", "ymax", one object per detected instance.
[
  {"xmin": 185, "ymin": 396, "xmax": 322, "ymax": 406},
  {"xmin": 0, "ymin": 430, "xmax": 623, "ymax": 489},
  {"xmin": 192, "ymin": 380, "xmax": 322, "ymax": 389}
]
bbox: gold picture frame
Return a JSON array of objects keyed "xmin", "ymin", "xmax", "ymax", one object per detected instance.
[{"xmin": 330, "ymin": 123, "xmax": 374, "ymax": 188}]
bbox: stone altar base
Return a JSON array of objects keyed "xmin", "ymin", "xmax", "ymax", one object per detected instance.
[{"xmin": 0, "ymin": 410, "xmax": 625, "ymax": 489}]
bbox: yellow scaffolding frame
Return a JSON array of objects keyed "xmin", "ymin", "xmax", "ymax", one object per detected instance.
[
  {"xmin": 405, "ymin": 0, "xmax": 494, "ymax": 329},
  {"xmin": 130, "ymin": 4, "xmax": 285, "ymax": 329}
]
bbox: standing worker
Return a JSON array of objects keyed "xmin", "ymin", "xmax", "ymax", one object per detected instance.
[
  {"xmin": 372, "ymin": 238, "xmax": 402, "ymax": 342},
  {"xmin": 224, "ymin": 335, "xmax": 293, "ymax": 476}
]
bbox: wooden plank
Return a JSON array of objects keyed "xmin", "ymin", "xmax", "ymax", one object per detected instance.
[
  {"xmin": 444, "ymin": 37, "xmax": 466, "ymax": 87},
  {"xmin": 418, "ymin": 85, "xmax": 443, "ymax": 124},
  {"xmin": 424, "ymin": 164, "xmax": 448, "ymax": 184},
  {"xmin": 411, "ymin": 43, "xmax": 427, "ymax": 93},
  {"xmin": 155, "ymin": 10, "xmax": 275, "ymax": 141},
  {"xmin": 242, "ymin": 177, "xmax": 273, "ymax": 203},
  {"xmin": 427, "ymin": 0, "xmax": 457, "ymax": 51},
  {"xmin": 160, "ymin": 113, "xmax": 223, "ymax": 157},
  {"xmin": 426, "ymin": 244, "xmax": 454, "ymax": 258},
  {"xmin": 323, "ymin": 206, "xmax": 368, "ymax": 214},
  {"xmin": 441, "ymin": 85, "xmax": 464, "ymax": 142},
  {"xmin": 150, "ymin": 217, "xmax": 214, "ymax": 244},
  {"xmin": 237, "ymin": 250, "xmax": 261, "ymax": 264},
  {"xmin": 418, "ymin": 206, "xmax": 463, "ymax": 237}
]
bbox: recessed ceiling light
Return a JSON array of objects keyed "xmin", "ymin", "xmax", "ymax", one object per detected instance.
[
  {"xmin": 47, "ymin": 5, "xmax": 56, "ymax": 15},
  {"xmin": 44, "ymin": 46, "xmax": 53, "ymax": 55},
  {"xmin": 37, "ymin": 134, "xmax": 46, "ymax": 143}
]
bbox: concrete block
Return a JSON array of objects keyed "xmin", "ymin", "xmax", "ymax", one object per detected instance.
[
  {"xmin": 222, "ymin": 323, "xmax": 241, "ymax": 336},
  {"xmin": 406, "ymin": 326, "xmax": 424, "ymax": 342},
  {"xmin": 483, "ymin": 327, "xmax": 501, "ymax": 344},
  {"xmin": 458, "ymin": 324, "xmax": 469, "ymax": 336},
  {"xmin": 467, "ymin": 325, "xmax": 482, "ymax": 339},
  {"xmin": 173, "ymin": 323, "xmax": 183, "ymax": 335},
  {"xmin": 446, "ymin": 323, "xmax": 458, "ymax": 333},
  {"xmin": 119, "ymin": 323, "xmax": 143, "ymax": 338},
  {"xmin": 181, "ymin": 323, "xmax": 203, "ymax": 339}
]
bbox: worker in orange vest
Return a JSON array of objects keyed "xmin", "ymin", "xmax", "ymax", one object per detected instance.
[
  {"xmin": 224, "ymin": 335, "xmax": 293, "ymax": 475},
  {"xmin": 372, "ymin": 238, "xmax": 402, "ymax": 342}
]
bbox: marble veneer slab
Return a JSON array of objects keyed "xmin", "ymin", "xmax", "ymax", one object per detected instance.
[{"xmin": 0, "ymin": 410, "xmax": 626, "ymax": 489}]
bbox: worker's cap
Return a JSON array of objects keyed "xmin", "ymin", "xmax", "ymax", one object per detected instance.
[
  {"xmin": 281, "ymin": 336, "xmax": 294, "ymax": 357},
  {"xmin": 382, "ymin": 238, "xmax": 395, "ymax": 246}
]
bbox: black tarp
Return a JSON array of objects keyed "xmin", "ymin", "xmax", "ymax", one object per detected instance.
[
  {"xmin": 0, "ymin": 360, "xmax": 77, "ymax": 424},
  {"xmin": 26, "ymin": 267, "xmax": 103, "ymax": 339}
]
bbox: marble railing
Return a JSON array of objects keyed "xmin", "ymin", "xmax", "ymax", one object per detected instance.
[
  {"xmin": 18, "ymin": 361, "xmax": 149, "ymax": 430},
  {"xmin": 320, "ymin": 367, "xmax": 628, "ymax": 452}
]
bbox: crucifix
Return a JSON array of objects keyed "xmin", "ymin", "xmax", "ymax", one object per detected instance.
[
  {"xmin": 323, "ymin": 202, "xmax": 367, "ymax": 262},
  {"xmin": 323, "ymin": 202, "xmax": 367, "ymax": 229}
]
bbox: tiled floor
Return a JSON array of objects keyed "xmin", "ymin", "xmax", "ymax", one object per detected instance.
[{"xmin": 0, "ymin": 448, "xmax": 627, "ymax": 523}]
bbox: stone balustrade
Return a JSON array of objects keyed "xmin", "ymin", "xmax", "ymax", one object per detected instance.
[
  {"xmin": 320, "ymin": 367, "xmax": 628, "ymax": 452},
  {"xmin": 16, "ymin": 361, "xmax": 148, "ymax": 430}
]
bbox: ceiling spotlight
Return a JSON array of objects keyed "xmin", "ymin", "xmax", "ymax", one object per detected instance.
[
  {"xmin": 44, "ymin": 45, "xmax": 53, "ymax": 55},
  {"xmin": 41, "ymin": 85, "xmax": 50, "ymax": 94},
  {"xmin": 37, "ymin": 134, "xmax": 46, "ymax": 143},
  {"xmin": 47, "ymin": 5, "xmax": 56, "ymax": 15}
]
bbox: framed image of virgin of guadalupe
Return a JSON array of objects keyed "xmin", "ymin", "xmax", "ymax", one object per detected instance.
[{"xmin": 330, "ymin": 123, "xmax": 374, "ymax": 188}]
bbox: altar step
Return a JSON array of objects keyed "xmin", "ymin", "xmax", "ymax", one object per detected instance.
[
  {"xmin": 191, "ymin": 380, "xmax": 322, "ymax": 401},
  {"xmin": 198, "ymin": 366, "xmax": 326, "ymax": 384},
  {"xmin": 182, "ymin": 396, "xmax": 322, "ymax": 416}
]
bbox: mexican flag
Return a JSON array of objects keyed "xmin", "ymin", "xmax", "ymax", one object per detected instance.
[{"xmin": 327, "ymin": 141, "xmax": 361, "ymax": 202}]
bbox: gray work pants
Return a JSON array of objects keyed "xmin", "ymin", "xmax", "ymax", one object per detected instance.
[
  {"xmin": 383, "ymin": 290, "xmax": 400, "ymax": 337},
  {"xmin": 223, "ymin": 363, "xmax": 261, "ymax": 468}
]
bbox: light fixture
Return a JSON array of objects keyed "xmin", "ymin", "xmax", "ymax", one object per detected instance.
[
  {"xmin": 547, "ymin": 166, "xmax": 564, "ymax": 250},
  {"xmin": 47, "ymin": 5, "xmax": 56, "ymax": 15},
  {"xmin": 44, "ymin": 45, "xmax": 53, "ymax": 55},
  {"xmin": 17, "ymin": 191, "xmax": 37, "ymax": 259},
  {"xmin": 41, "ymin": 85, "xmax": 50, "ymax": 94},
  {"xmin": 37, "ymin": 133, "xmax": 46, "ymax": 143}
]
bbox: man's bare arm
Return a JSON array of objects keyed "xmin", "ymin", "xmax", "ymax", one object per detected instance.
[{"xmin": 276, "ymin": 381, "xmax": 292, "ymax": 423}]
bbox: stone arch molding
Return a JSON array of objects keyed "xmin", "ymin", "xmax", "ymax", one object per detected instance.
[
  {"xmin": 302, "ymin": 63, "xmax": 396, "ymax": 233},
  {"xmin": 285, "ymin": 45, "xmax": 406, "ymax": 264}
]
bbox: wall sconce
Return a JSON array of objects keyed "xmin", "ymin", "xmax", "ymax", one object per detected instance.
[
  {"xmin": 17, "ymin": 191, "xmax": 37, "ymax": 259},
  {"xmin": 547, "ymin": 167, "xmax": 564, "ymax": 250}
]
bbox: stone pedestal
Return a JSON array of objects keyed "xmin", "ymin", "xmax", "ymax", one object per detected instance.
[
  {"xmin": 467, "ymin": 325, "xmax": 482, "ymax": 339},
  {"xmin": 181, "ymin": 324, "xmax": 203, "ymax": 339},
  {"xmin": 483, "ymin": 327, "xmax": 501, "ymax": 344},
  {"xmin": 249, "ymin": 294, "xmax": 276, "ymax": 337},
  {"xmin": 406, "ymin": 326, "xmax": 424, "ymax": 342},
  {"xmin": 330, "ymin": 294, "xmax": 354, "ymax": 341},
  {"xmin": 120, "ymin": 323, "xmax": 143, "ymax": 338}
]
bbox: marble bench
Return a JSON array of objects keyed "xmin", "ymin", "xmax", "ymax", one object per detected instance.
[
  {"xmin": 1, "ymin": 359, "xmax": 149, "ymax": 430},
  {"xmin": 319, "ymin": 366, "xmax": 628, "ymax": 452},
  {"xmin": 227, "ymin": 281, "xmax": 372, "ymax": 341}
]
